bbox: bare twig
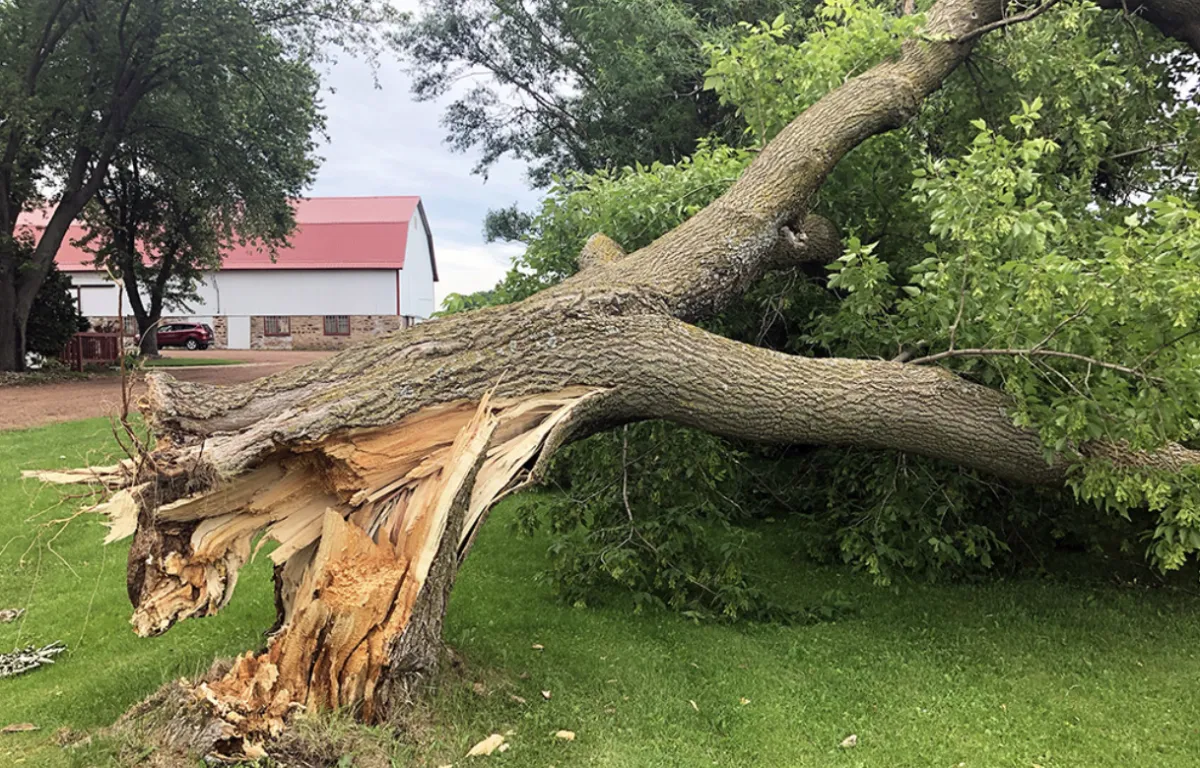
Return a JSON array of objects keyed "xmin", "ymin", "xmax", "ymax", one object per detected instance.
[
  {"xmin": 1135, "ymin": 327, "xmax": 1200, "ymax": 371},
  {"xmin": 1118, "ymin": 0, "xmax": 1146, "ymax": 59},
  {"xmin": 947, "ymin": 265, "xmax": 970, "ymax": 352},
  {"xmin": 956, "ymin": 0, "xmax": 1066, "ymax": 43},
  {"xmin": 621, "ymin": 426, "xmax": 633, "ymax": 524},
  {"xmin": 1032, "ymin": 303, "xmax": 1089, "ymax": 351},
  {"xmin": 1107, "ymin": 142, "xmax": 1180, "ymax": 163},
  {"xmin": 908, "ymin": 347, "xmax": 1148, "ymax": 378}
]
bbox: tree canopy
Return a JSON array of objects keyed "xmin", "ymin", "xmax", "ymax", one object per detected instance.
[
  {"xmin": 0, "ymin": 0, "xmax": 396, "ymax": 371},
  {"xmin": 444, "ymin": 0, "xmax": 1200, "ymax": 614},
  {"xmin": 78, "ymin": 24, "xmax": 323, "ymax": 355},
  {"xmin": 393, "ymin": 0, "xmax": 806, "ymax": 188}
]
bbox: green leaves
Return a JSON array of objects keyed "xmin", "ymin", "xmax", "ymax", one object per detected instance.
[
  {"xmin": 396, "ymin": 0, "xmax": 796, "ymax": 186},
  {"xmin": 826, "ymin": 100, "xmax": 1200, "ymax": 575},
  {"xmin": 703, "ymin": 0, "xmax": 922, "ymax": 144},
  {"xmin": 69, "ymin": 0, "xmax": 340, "ymax": 324},
  {"xmin": 455, "ymin": 0, "xmax": 1200, "ymax": 596},
  {"xmin": 1010, "ymin": 96, "xmax": 1044, "ymax": 135},
  {"xmin": 524, "ymin": 423, "xmax": 783, "ymax": 622}
]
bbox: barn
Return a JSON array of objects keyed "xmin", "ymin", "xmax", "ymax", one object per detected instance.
[{"xmin": 44, "ymin": 196, "xmax": 437, "ymax": 350}]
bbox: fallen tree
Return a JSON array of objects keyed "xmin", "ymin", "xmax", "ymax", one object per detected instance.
[{"xmin": 31, "ymin": 0, "xmax": 1200, "ymax": 758}]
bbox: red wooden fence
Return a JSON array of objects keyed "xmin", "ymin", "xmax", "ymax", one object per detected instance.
[{"xmin": 61, "ymin": 332, "xmax": 122, "ymax": 372}]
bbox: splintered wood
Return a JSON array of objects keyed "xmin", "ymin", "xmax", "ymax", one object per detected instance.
[
  {"xmin": 22, "ymin": 462, "xmax": 142, "ymax": 544},
  {"xmin": 38, "ymin": 387, "xmax": 599, "ymax": 755}
]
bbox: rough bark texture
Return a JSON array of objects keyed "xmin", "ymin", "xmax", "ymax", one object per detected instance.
[
  {"xmin": 1097, "ymin": 0, "xmax": 1200, "ymax": 51},
  {"xmin": 32, "ymin": 0, "xmax": 1200, "ymax": 758},
  {"xmin": 0, "ymin": 255, "xmax": 22, "ymax": 371}
]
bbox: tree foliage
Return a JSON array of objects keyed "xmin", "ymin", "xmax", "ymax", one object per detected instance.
[
  {"xmin": 78, "ymin": 26, "xmax": 323, "ymax": 354},
  {"xmin": 0, "ymin": 0, "xmax": 397, "ymax": 370},
  {"xmin": 446, "ymin": 0, "xmax": 1200, "ymax": 615},
  {"xmin": 24, "ymin": 260, "xmax": 86, "ymax": 358},
  {"xmin": 393, "ymin": 0, "xmax": 805, "ymax": 188}
]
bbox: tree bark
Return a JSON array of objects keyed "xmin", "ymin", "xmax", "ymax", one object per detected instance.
[
  {"xmin": 138, "ymin": 320, "xmax": 160, "ymax": 357},
  {"xmin": 1097, "ymin": 0, "xmax": 1200, "ymax": 52},
  {"xmin": 1, "ymin": 190, "xmax": 109, "ymax": 371},
  {"xmin": 33, "ymin": 0, "xmax": 1200, "ymax": 759},
  {"xmin": 0, "ymin": 254, "xmax": 23, "ymax": 372},
  {"xmin": 120, "ymin": 263, "xmax": 161, "ymax": 357}
]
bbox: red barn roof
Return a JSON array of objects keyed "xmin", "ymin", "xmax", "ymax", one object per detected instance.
[{"xmin": 25, "ymin": 195, "xmax": 437, "ymax": 279}]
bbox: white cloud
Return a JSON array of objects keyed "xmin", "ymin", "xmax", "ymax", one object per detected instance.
[
  {"xmin": 310, "ymin": 47, "xmax": 542, "ymax": 307},
  {"xmin": 433, "ymin": 239, "xmax": 524, "ymax": 305}
]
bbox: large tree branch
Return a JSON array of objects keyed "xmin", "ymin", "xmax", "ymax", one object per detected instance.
[
  {"xmin": 38, "ymin": 0, "xmax": 1200, "ymax": 755},
  {"xmin": 1097, "ymin": 0, "xmax": 1200, "ymax": 52},
  {"xmin": 549, "ymin": 0, "xmax": 1003, "ymax": 321},
  {"xmin": 138, "ymin": 0, "xmax": 1155, "ymax": 466},
  {"xmin": 605, "ymin": 317, "xmax": 1200, "ymax": 484}
]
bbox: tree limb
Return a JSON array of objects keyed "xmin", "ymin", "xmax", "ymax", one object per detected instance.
[
  {"xmin": 46, "ymin": 0, "xmax": 1200, "ymax": 754},
  {"xmin": 1096, "ymin": 0, "xmax": 1200, "ymax": 52},
  {"xmin": 907, "ymin": 347, "xmax": 1147, "ymax": 378},
  {"xmin": 956, "ymin": 0, "xmax": 1066, "ymax": 43}
]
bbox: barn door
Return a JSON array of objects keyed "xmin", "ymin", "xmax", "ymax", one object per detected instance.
[{"xmin": 227, "ymin": 316, "xmax": 251, "ymax": 349}]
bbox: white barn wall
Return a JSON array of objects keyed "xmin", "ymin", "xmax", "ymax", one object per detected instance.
[
  {"xmin": 68, "ymin": 269, "xmax": 400, "ymax": 317},
  {"xmin": 400, "ymin": 211, "xmax": 436, "ymax": 318},
  {"xmin": 201, "ymin": 270, "xmax": 399, "ymax": 315}
]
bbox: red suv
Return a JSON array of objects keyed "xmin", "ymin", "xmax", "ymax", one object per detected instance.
[{"xmin": 149, "ymin": 322, "xmax": 214, "ymax": 350}]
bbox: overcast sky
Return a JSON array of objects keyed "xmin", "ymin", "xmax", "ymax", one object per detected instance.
[{"xmin": 309, "ymin": 42, "xmax": 541, "ymax": 308}]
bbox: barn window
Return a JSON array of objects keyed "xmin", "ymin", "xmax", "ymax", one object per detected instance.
[
  {"xmin": 324, "ymin": 315, "xmax": 350, "ymax": 336},
  {"xmin": 263, "ymin": 316, "xmax": 290, "ymax": 336}
]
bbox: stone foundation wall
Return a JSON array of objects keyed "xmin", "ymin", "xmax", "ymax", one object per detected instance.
[
  {"xmin": 247, "ymin": 315, "xmax": 412, "ymax": 350},
  {"xmin": 276, "ymin": 315, "xmax": 406, "ymax": 350},
  {"xmin": 249, "ymin": 316, "xmax": 294, "ymax": 351},
  {"xmin": 209, "ymin": 316, "xmax": 229, "ymax": 349},
  {"xmin": 85, "ymin": 314, "xmax": 412, "ymax": 350}
]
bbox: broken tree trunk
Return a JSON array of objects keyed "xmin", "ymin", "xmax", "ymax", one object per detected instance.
[
  {"xmin": 117, "ymin": 390, "xmax": 602, "ymax": 755},
  {"xmin": 28, "ymin": 0, "xmax": 1200, "ymax": 759}
]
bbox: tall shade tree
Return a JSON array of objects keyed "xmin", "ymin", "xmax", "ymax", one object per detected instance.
[
  {"xmin": 0, "ymin": 0, "xmax": 395, "ymax": 372},
  {"xmin": 79, "ymin": 41, "xmax": 322, "ymax": 357},
  {"xmin": 394, "ymin": 0, "xmax": 802, "ymax": 189},
  {"xmin": 33, "ymin": 0, "xmax": 1200, "ymax": 761}
]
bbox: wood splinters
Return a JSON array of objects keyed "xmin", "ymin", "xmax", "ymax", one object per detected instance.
[
  {"xmin": 181, "ymin": 390, "xmax": 607, "ymax": 755},
  {"xmin": 22, "ymin": 461, "xmax": 134, "ymax": 489},
  {"xmin": 31, "ymin": 387, "xmax": 601, "ymax": 757}
]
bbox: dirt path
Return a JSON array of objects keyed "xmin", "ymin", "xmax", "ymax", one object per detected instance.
[{"xmin": 0, "ymin": 350, "xmax": 332, "ymax": 431}]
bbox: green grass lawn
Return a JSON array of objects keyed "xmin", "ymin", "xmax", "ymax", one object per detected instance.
[
  {"xmin": 2, "ymin": 420, "xmax": 1200, "ymax": 766},
  {"xmin": 141, "ymin": 357, "xmax": 245, "ymax": 368}
]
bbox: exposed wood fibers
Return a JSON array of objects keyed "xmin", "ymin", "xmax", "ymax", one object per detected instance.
[{"xmin": 36, "ymin": 387, "xmax": 602, "ymax": 755}]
